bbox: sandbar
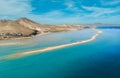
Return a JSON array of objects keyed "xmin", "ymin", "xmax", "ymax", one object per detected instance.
[{"xmin": 2, "ymin": 29, "xmax": 103, "ymax": 59}]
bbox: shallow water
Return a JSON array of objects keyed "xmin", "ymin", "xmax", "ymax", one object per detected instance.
[
  {"xmin": 0, "ymin": 28, "xmax": 120, "ymax": 78},
  {"xmin": 0, "ymin": 29, "xmax": 95, "ymax": 56}
]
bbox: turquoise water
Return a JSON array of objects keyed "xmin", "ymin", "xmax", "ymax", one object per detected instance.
[
  {"xmin": 0, "ymin": 29, "xmax": 95, "ymax": 56},
  {"xmin": 0, "ymin": 28, "xmax": 120, "ymax": 78}
]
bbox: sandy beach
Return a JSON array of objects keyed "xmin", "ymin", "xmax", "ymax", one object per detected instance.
[
  {"xmin": 2, "ymin": 29, "xmax": 103, "ymax": 59},
  {"xmin": 0, "ymin": 32, "xmax": 50, "ymax": 46}
]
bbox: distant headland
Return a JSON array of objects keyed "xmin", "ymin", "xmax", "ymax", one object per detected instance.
[{"xmin": 0, "ymin": 18, "xmax": 95, "ymax": 40}]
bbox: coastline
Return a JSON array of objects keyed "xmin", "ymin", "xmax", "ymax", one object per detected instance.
[
  {"xmin": 0, "ymin": 32, "xmax": 50, "ymax": 46},
  {"xmin": 3, "ymin": 29, "xmax": 103, "ymax": 59},
  {"xmin": 0, "ymin": 29, "xmax": 84, "ymax": 46},
  {"xmin": 0, "ymin": 42, "xmax": 25, "ymax": 46},
  {"xmin": 0, "ymin": 29, "xmax": 82, "ymax": 42}
]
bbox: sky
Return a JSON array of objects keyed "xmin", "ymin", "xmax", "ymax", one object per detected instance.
[{"xmin": 0, "ymin": 0, "xmax": 120, "ymax": 24}]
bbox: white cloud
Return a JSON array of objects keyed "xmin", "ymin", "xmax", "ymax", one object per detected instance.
[
  {"xmin": 0, "ymin": 0, "xmax": 32, "ymax": 16},
  {"xmin": 82, "ymin": 6, "xmax": 120, "ymax": 17},
  {"xmin": 0, "ymin": 0, "xmax": 119, "ymax": 24},
  {"xmin": 41, "ymin": 10, "xmax": 64, "ymax": 18},
  {"xmin": 101, "ymin": 0, "xmax": 120, "ymax": 5},
  {"xmin": 0, "ymin": 0, "xmax": 83, "ymax": 24},
  {"xmin": 64, "ymin": 0, "xmax": 82, "ymax": 12},
  {"xmin": 65, "ymin": 1, "xmax": 74, "ymax": 9}
]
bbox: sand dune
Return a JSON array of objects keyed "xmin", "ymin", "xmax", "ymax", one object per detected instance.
[{"xmin": 3, "ymin": 29, "xmax": 103, "ymax": 59}]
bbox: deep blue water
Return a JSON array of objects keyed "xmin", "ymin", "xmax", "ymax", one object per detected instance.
[
  {"xmin": 0, "ymin": 28, "xmax": 120, "ymax": 78},
  {"xmin": 97, "ymin": 26, "xmax": 120, "ymax": 29}
]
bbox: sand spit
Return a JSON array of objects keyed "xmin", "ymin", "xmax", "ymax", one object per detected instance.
[
  {"xmin": 3, "ymin": 29, "xmax": 103, "ymax": 59},
  {"xmin": 0, "ymin": 42, "xmax": 26, "ymax": 46}
]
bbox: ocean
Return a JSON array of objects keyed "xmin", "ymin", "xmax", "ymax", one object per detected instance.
[{"xmin": 0, "ymin": 27, "xmax": 120, "ymax": 78}]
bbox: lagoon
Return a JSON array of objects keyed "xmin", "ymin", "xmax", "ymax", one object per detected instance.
[{"xmin": 0, "ymin": 27, "xmax": 120, "ymax": 78}]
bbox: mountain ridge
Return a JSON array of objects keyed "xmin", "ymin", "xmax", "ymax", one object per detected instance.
[{"xmin": 0, "ymin": 18, "xmax": 92, "ymax": 40}]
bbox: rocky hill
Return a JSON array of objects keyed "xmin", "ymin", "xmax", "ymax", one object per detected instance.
[
  {"xmin": 0, "ymin": 18, "xmax": 92, "ymax": 40},
  {"xmin": 0, "ymin": 19, "xmax": 39, "ymax": 39}
]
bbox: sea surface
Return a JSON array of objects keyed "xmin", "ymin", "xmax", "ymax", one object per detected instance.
[{"xmin": 0, "ymin": 27, "xmax": 120, "ymax": 78}]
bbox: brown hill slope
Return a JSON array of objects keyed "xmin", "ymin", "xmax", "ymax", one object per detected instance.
[
  {"xmin": 0, "ymin": 19, "xmax": 39, "ymax": 39},
  {"xmin": 0, "ymin": 18, "xmax": 87, "ymax": 40},
  {"xmin": 16, "ymin": 18, "xmax": 43, "ymax": 33}
]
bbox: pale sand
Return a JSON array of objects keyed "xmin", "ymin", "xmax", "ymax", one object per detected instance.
[
  {"xmin": 3, "ymin": 29, "xmax": 103, "ymax": 59},
  {"xmin": 0, "ymin": 42, "xmax": 25, "ymax": 46},
  {"xmin": 0, "ymin": 33, "xmax": 50, "ymax": 46}
]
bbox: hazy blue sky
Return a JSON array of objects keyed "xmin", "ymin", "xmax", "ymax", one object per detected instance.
[{"xmin": 0, "ymin": 0, "xmax": 120, "ymax": 24}]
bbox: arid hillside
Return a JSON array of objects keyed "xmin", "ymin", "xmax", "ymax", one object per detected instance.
[
  {"xmin": 0, "ymin": 18, "xmax": 42, "ymax": 39},
  {"xmin": 0, "ymin": 18, "xmax": 92, "ymax": 39}
]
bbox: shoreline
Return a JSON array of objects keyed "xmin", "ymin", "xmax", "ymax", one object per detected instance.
[
  {"xmin": 0, "ymin": 29, "xmax": 91, "ymax": 46},
  {"xmin": 3, "ymin": 29, "xmax": 103, "ymax": 59},
  {"xmin": 0, "ymin": 29, "xmax": 79, "ymax": 42},
  {"xmin": 0, "ymin": 42, "xmax": 25, "ymax": 46},
  {"xmin": 0, "ymin": 32, "xmax": 50, "ymax": 46},
  {"xmin": 0, "ymin": 29, "xmax": 86, "ymax": 46}
]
